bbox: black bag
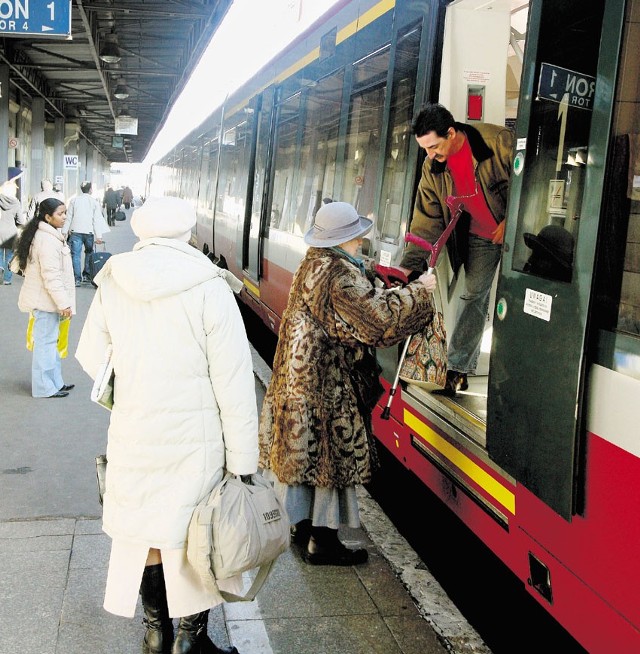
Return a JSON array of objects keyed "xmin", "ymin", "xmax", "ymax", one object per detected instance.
[
  {"xmin": 351, "ymin": 347, "xmax": 385, "ymax": 413},
  {"xmin": 88, "ymin": 243, "xmax": 111, "ymax": 287},
  {"xmin": 114, "ymin": 210, "xmax": 126, "ymax": 221}
]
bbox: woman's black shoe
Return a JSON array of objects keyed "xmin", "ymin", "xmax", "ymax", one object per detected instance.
[
  {"xmin": 60, "ymin": 384, "xmax": 75, "ymax": 391},
  {"xmin": 48, "ymin": 391, "xmax": 69, "ymax": 398},
  {"xmin": 303, "ymin": 527, "xmax": 368, "ymax": 566},
  {"xmin": 172, "ymin": 610, "xmax": 238, "ymax": 654},
  {"xmin": 290, "ymin": 519, "xmax": 312, "ymax": 547}
]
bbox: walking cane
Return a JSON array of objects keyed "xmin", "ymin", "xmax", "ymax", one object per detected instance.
[{"xmin": 380, "ymin": 199, "xmax": 466, "ymax": 420}]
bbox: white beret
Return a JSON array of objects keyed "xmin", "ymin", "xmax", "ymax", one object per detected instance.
[{"xmin": 130, "ymin": 196, "xmax": 196, "ymax": 242}]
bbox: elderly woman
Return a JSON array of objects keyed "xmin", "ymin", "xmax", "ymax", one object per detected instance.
[
  {"xmin": 16, "ymin": 197, "xmax": 75, "ymax": 398},
  {"xmin": 76, "ymin": 197, "xmax": 258, "ymax": 654},
  {"xmin": 259, "ymin": 201, "xmax": 437, "ymax": 566}
]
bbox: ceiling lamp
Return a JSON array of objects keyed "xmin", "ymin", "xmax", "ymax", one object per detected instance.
[
  {"xmin": 99, "ymin": 33, "xmax": 121, "ymax": 64},
  {"xmin": 113, "ymin": 78, "xmax": 129, "ymax": 100}
]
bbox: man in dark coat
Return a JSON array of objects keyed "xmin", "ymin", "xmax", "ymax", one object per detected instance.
[
  {"xmin": 400, "ymin": 103, "xmax": 514, "ymax": 396},
  {"xmin": 103, "ymin": 184, "xmax": 119, "ymax": 226}
]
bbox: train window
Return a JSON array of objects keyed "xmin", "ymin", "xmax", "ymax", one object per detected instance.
[
  {"xmin": 512, "ymin": 1, "xmax": 605, "ymax": 284},
  {"xmin": 340, "ymin": 47, "xmax": 390, "ymax": 219},
  {"xmin": 197, "ymin": 134, "xmax": 219, "ymax": 226},
  {"xmin": 379, "ymin": 25, "xmax": 422, "ymax": 243},
  {"xmin": 295, "ymin": 72, "xmax": 344, "ymax": 235},
  {"xmin": 217, "ymin": 116, "xmax": 253, "ymax": 221},
  {"xmin": 271, "ymin": 93, "xmax": 301, "ymax": 233}
]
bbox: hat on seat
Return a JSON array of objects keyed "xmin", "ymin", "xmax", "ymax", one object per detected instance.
[
  {"xmin": 304, "ymin": 201, "xmax": 373, "ymax": 248},
  {"xmin": 131, "ymin": 196, "xmax": 196, "ymax": 242}
]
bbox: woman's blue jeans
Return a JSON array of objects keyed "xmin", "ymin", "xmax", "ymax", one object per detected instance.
[
  {"xmin": 447, "ymin": 235, "xmax": 502, "ymax": 375},
  {"xmin": 68, "ymin": 232, "xmax": 94, "ymax": 283},
  {"xmin": 31, "ymin": 310, "xmax": 65, "ymax": 397}
]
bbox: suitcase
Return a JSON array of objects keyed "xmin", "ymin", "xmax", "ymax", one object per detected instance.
[
  {"xmin": 87, "ymin": 244, "xmax": 112, "ymax": 287},
  {"xmin": 114, "ymin": 210, "xmax": 126, "ymax": 222}
]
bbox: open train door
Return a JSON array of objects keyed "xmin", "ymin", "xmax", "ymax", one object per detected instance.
[{"xmin": 486, "ymin": 0, "xmax": 627, "ymax": 520}]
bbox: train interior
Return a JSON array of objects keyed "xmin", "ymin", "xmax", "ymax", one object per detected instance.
[{"xmin": 383, "ymin": 0, "xmax": 530, "ymax": 448}]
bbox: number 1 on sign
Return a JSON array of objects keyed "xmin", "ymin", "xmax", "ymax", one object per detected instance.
[{"xmin": 47, "ymin": 2, "xmax": 55, "ymax": 20}]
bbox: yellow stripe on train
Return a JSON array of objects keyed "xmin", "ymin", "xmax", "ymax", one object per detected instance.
[{"xmin": 404, "ymin": 408, "xmax": 515, "ymax": 515}]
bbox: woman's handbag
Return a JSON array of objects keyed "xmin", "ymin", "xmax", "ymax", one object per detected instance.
[
  {"xmin": 399, "ymin": 303, "xmax": 448, "ymax": 391},
  {"xmin": 351, "ymin": 346, "xmax": 385, "ymax": 412},
  {"xmin": 187, "ymin": 472, "xmax": 290, "ymax": 602}
]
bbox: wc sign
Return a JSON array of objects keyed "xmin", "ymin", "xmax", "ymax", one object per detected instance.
[{"xmin": 64, "ymin": 154, "xmax": 79, "ymax": 169}]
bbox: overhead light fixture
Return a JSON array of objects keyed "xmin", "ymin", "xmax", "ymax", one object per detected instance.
[
  {"xmin": 99, "ymin": 33, "xmax": 121, "ymax": 64},
  {"xmin": 113, "ymin": 78, "xmax": 129, "ymax": 100}
]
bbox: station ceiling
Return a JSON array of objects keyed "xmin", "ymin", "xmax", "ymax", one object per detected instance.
[{"xmin": 0, "ymin": 0, "xmax": 232, "ymax": 164}]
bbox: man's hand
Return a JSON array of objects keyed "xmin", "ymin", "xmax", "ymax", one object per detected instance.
[
  {"xmin": 491, "ymin": 221, "xmax": 505, "ymax": 245},
  {"xmin": 95, "ymin": 239, "xmax": 104, "ymax": 245}
]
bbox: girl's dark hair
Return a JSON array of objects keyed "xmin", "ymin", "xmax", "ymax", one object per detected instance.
[{"xmin": 14, "ymin": 198, "xmax": 65, "ymax": 271}]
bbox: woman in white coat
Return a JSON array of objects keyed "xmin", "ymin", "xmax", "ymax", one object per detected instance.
[
  {"xmin": 15, "ymin": 197, "xmax": 76, "ymax": 398},
  {"xmin": 76, "ymin": 197, "xmax": 259, "ymax": 654}
]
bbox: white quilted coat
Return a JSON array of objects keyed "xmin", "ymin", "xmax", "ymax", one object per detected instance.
[
  {"xmin": 18, "ymin": 222, "xmax": 76, "ymax": 314},
  {"xmin": 76, "ymin": 238, "xmax": 259, "ymax": 549}
]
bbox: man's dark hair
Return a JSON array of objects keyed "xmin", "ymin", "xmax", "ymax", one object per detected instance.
[
  {"xmin": 411, "ymin": 103, "xmax": 455, "ymax": 138},
  {"xmin": 80, "ymin": 181, "xmax": 92, "ymax": 193}
]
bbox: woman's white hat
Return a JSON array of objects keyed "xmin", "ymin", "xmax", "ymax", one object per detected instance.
[
  {"xmin": 131, "ymin": 196, "xmax": 196, "ymax": 242},
  {"xmin": 304, "ymin": 201, "xmax": 373, "ymax": 248}
]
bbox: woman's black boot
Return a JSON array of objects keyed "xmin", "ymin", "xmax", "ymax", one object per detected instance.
[
  {"xmin": 140, "ymin": 563, "xmax": 174, "ymax": 654},
  {"xmin": 303, "ymin": 526, "xmax": 368, "ymax": 566},
  {"xmin": 172, "ymin": 610, "xmax": 238, "ymax": 654}
]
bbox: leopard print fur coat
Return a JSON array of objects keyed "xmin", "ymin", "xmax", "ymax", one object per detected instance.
[{"xmin": 259, "ymin": 247, "xmax": 435, "ymax": 488}]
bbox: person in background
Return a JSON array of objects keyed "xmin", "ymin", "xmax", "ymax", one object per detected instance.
[
  {"xmin": 122, "ymin": 185, "xmax": 133, "ymax": 209},
  {"xmin": 76, "ymin": 196, "xmax": 256, "ymax": 654},
  {"xmin": 25, "ymin": 179, "xmax": 64, "ymax": 223},
  {"xmin": 259, "ymin": 201, "xmax": 437, "ymax": 566},
  {"xmin": 15, "ymin": 198, "xmax": 75, "ymax": 398},
  {"xmin": 400, "ymin": 103, "xmax": 514, "ymax": 396},
  {"xmin": 63, "ymin": 181, "xmax": 104, "ymax": 286},
  {"xmin": 102, "ymin": 183, "xmax": 120, "ymax": 226},
  {"xmin": 0, "ymin": 178, "xmax": 25, "ymax": 286}
]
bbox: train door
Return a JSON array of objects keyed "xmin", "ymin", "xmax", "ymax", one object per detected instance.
[
  {"xmin": 244, "ymin": 90, "xmax": 276, "ymax": 281},
  {"xmin": 486, "ymin": 0, "xmax": 627, "ymax": 519}
]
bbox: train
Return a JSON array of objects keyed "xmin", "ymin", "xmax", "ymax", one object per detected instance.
[{"xmin": 147, "ymin": 0, "xmax": 640, "ymax": 651}]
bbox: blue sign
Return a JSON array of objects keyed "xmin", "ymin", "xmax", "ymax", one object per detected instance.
[
  {"xmin": 0, "ymin": 0, "xmax": 72, "ymax": 37},
  {"xmin": 537, "ymin": 63, "xmax": 596, "ymax": 111}
]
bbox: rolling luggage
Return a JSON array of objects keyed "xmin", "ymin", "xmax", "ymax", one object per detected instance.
[
  {"xmin": 114, "ymin": 210, "xmax": 126, "ymax": 221},
  {"xmin": 87, "ymin": 242, "xmax": 111, "ymax": 287}
]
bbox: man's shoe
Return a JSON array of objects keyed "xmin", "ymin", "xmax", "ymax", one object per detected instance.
[
  {"xmin": 60, "ymin": 384, "xmax": 75, "ymax": 392},
  {"xmin": 48, "ymin": 391, "xmax": 69, "ymax": 398},
  {"xmin": 434, "ymin": 370, "xmax": 468, "ymax": 397},
  {"xmin": 75, "ymin": 281, "xmax": 81, "ymax": 287}
]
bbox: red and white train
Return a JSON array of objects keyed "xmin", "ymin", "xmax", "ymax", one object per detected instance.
[{"xmin": 149, "ymin": 0, "xmax": 640, "ymax": 650}]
